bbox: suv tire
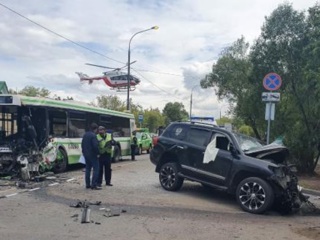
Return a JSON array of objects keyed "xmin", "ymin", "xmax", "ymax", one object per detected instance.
[
  {"xmin": 159, "ymin": 162, "xmax": 184, "ymax": 191},
  {"xmin": 236, "ymin": 177, "xmax": 274, "ymax": 214}
]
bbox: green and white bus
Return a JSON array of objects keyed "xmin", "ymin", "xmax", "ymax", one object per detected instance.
[{"xmin": 0, "ymin": 95, "xmax": 135, "ymax": 176}]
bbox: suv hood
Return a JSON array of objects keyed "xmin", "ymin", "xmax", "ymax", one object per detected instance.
[{"xmin": 244, "ymin": 144, "xmax": 289, "ymax": 164}]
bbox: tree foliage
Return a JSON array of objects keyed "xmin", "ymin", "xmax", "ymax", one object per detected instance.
[
  {"xmin": 18, "ymin": 86, "xmax": 50, "ymax": 97},
  {"xmin": 162, "ymin": 102, "xmax": 189, "ymax": 125},
  {"xmin": 95, "ymin": 95, "xmax": 126, "ymax": 111},
  {"xmin": 138, "ymin": 108, "xmax": 165, "ymax": 132},
  {"xmin": 216, "ymin": 116, "xmax": 232, "ymax": 126},
  {"xmin": 202, "ymin": 3, "xmax": 320, "ymax": 173}
]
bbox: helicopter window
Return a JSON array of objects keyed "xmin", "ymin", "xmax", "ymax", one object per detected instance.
[{"xmin": 112, "ymin": 76, "xmax": 123, "ymax": 81}]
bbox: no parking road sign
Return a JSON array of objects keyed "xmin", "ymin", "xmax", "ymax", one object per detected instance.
[{"xmin": 263, "ymin": 72, "xmax": 282, "ymax": 91}]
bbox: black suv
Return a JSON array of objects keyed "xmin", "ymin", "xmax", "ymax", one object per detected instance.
[{"xmin": 150, "ymin": 121, "xmax": 307, "ymax": 214}]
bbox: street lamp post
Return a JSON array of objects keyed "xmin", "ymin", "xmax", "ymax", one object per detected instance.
[
  {"xmin": 127, "ymin": 26, "xmax": 159, "ymax": 111},
  {"xmin": 190, "ymin": 85, "xmax": 198, "ymax": 120}
]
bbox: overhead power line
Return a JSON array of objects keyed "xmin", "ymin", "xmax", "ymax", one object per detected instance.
[
  {"xmin": 132, "ymin": 68, "xmax": 182, "ymax": 77},
  {"xmin": 131, "ymin": 68, "xmax": 186, "ymax": 102},
  {"xmin": 0, "ymin": 2, "xmax": 125, "ymax": 64},
  {"xmin": 0, "ymin": 2, "xmax": 187, "ymax": 78},
  {"xmin": 0, "ymin": 1, "xmax": 193, "ymax": 94}
]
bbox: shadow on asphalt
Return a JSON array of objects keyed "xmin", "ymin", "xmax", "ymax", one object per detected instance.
[
  {"xmin": 175, "ymin": 182, "xmax": 301, "ymax": 217},
  {"xmin": 66, "ymin": 158, "xmax": 135, "ymax": 172}
]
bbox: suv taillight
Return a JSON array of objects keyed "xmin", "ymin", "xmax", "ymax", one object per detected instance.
[{"xmin": 152, "ymin": 136, "xmax": 159, "ymax": 146}]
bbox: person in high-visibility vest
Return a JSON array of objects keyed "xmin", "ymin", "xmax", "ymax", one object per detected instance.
[{"xmin": 97, "ymin": 126, "xmax": 114, "ymax": 186}]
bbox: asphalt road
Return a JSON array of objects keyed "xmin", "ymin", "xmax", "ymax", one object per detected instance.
[{"xmin": 0, "ymin": 154, "xmax": 320, "ymax": 240}]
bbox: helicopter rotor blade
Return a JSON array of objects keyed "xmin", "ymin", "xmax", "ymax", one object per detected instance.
[
  {"xmin": 126, "ymin": 60, "xmax": 137, "ymax": 66},
  {"xmin": 85, "ymin": 63, "xmax": 115, "ymax": 69}
]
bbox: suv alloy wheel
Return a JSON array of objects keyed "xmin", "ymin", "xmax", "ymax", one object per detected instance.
[
  {"xmin": 159, "ymin": 162, "xmax": 184, "ymax": 191},
  {"xmin": 236, "ymin": 177, "xmax": 274, "ymax": 214}
]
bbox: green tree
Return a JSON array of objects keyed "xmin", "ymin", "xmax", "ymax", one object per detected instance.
[
  {"xmin": 141, "ymin": 108, "xmax": 165, "ymax": 132},
  {"xmin": 19, "ymin": 86, "xmax": 50, "ymax": 97},
  {"xmin": 8, "ymin": 89, "xmax": 18, "ymax": 94},
  {"xmin": 250, "ymin": 4, "xmax": 320, "ymax": 173},
  {"xmin": 216, "ymin": 116, "xmax": 232, "ymax": 126},
  {"xmin": 162, "ymin": 102, "xmax": 189, "ymax": 125},
  {"xmin": 95, "ymin": 95, "xmax": 126, "ymax": 111},
  {"xmin": 238, "ymin": 125, "xmax": 255, "ymax": 137},
  {"xmin": 53, "ymin": 95, "xmax": 74, "ymax": 100},
  {"xmin": 131, "ymin": 102, "xmax": 144, "ymax": 128},
  {"xmin": 201, "ymin": 37, "xmax": 265, "ymax": 139},
  {"xmin": 202, "ymin": 3, "xmax": 320, "ymax": 173}
]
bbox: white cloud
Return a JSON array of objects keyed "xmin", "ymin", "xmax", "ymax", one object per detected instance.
[{"xmin": 0, "ymin": 0, "xmax": 318, "ymax": 119}]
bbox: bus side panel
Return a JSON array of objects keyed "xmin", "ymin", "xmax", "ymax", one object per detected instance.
[
  {"xmin": 54, "ymin": 137, "xmax": 82, "ymax": 165},
  {"xmin": 114, "ymin": 137, "xmax": 131, "ymax": 156}
]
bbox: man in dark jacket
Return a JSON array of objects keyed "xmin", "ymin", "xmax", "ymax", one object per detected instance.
[
  {"xmin": 81, "ymin": 123, "xmax": 100, "ymax": 190},
  {"xmin": 130, "ymin": 131, "xmax": 138, "ymax": 161}
]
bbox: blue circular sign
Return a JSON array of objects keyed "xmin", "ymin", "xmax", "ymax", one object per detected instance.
[{"xmin": 263, "ymin": 73, "xmax": 282, "ymax": 91}]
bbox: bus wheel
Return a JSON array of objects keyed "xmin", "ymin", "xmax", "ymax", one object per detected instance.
[
  {"xmin": 112, "ymin": 145, "xmax": 121, "ymax": 163},
  {"xmin": 53, "ymin": 148, "xmax": 68, "ymax": 173}
]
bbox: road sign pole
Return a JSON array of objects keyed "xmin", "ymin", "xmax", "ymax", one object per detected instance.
[
  {"xmin": 266, "ymin": 102, "xmax": 271, "ymax": 144},
  {"xmin": 262, "ymin": 72, "xmax": 282, "ymax": 145}
]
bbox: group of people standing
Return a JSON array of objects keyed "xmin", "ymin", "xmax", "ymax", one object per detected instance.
[
  {"xmin": 81, "ymin": 123, "xmax": 115, "ymax": 190},
  {"xmin": 81, "ymin": 123, "xmax": 138, "ymax": 190}
]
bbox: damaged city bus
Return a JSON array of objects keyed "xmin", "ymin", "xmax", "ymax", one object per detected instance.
[{"xmin": 0, "ymin": 95, "xmax": 135, "ymax": 180}]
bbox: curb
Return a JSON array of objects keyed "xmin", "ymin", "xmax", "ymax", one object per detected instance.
[{"xmin": 302, "ymin": 188, "xmax": 320, "ymax": 197}]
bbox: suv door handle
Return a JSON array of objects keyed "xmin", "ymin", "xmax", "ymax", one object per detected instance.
[{"xmin": 176, "ymin": 146, "xmax": 184, "ymax": 150}]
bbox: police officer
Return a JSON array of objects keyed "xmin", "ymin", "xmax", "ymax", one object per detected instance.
[
  {"xmin": 131, "ymin": 131, "xmax": 138, "ymax": 161},
  {"xmin": 97, "ymin": 126, "xmax": 114, "ymax": 187}
]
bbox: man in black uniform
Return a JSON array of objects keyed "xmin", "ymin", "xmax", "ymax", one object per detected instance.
[
  {"xmin": 81, "ymin": 123, "xmax": 100, "ymax": 190},
  {"xmin": 131, "ymin": 131, "xmax": 138, "ymax": 160}
]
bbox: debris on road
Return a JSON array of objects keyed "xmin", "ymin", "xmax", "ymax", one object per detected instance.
[
  {"xmin": 70, "ymin": 200, "xmax": 102, "ymax": 208},
  {"xmin": 81, "ymin": 206, "xmax": 91, "ymax": 224},
  {"xmin": 297, "ymin": 201, "xmax": 320, "ymax": 216},
  {"xmin": 103, "ymin": 207, "xmax": 122, "ymax": 217}
]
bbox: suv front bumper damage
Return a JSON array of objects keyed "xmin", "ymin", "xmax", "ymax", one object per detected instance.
[{"xmin": 270, "ymin": 172, "xmax": 318, "ymax": 214}]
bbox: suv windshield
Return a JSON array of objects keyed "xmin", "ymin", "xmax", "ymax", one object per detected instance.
[{"xmin": 233, "ymin": 133, "xmax": 264, "ymax": 152}]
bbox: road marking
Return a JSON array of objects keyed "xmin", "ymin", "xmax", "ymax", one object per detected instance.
[
  {"xmin": 48, "ymin": 183, "xmax": 59, "ymax": 187},
  {"xmin": 0, "ymin": 176, "xmax": 79, "ymax": 200},
  {"xmin": 5, "ymin": 193, "xmax": 18, "ymax": 198},
  {"xmin": 28, "ymin": 187, "xmax": 40, "ymax": 192}
]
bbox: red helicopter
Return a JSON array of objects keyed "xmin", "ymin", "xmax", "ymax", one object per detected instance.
[{"xmin": 76, "ymin": 62, "xmax": 140, "ymax": 91}]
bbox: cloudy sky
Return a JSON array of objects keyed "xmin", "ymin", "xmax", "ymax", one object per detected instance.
[{"xmin": 0, "ymin": 0, "xmax": 318, "ymax": 119}]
